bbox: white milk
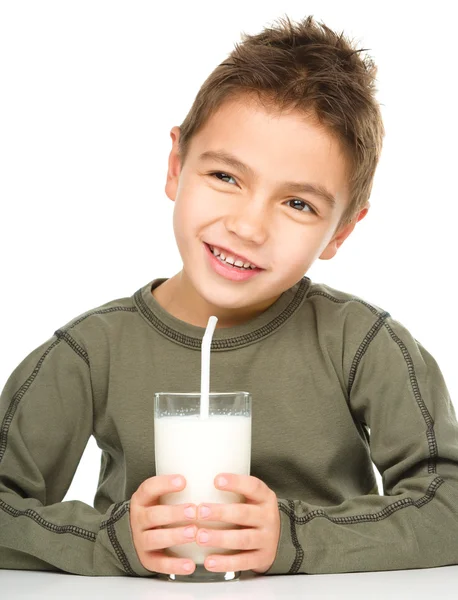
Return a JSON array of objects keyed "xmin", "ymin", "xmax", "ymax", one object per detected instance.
[{"xmin": 154, "ymin": 414, "xmax": 251, "ymax": 564}]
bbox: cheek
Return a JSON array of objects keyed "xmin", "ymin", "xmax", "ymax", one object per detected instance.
[
  {"xmin": 175, "ymin": 189, "xmax": 219, "ymax": 228},
  {"xmin": 172, "ymin": 200, "xmax": 192, "ymax": 251},
  {"xmin": 273, "ymin": 227, "xmax": 326, "ymax": 270},
  {"xmin": 173, "ymin": 195, "xmax": 195, "ymax": 230},
  {"xmin": 286, "ymin": 254, "xmax": 315, "ymax": 279},
  {"xmin": 172, "ymin": 193, "xmax": 213, "ymax": 248}
]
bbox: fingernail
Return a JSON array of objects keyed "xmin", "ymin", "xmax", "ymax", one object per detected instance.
[
  {"xmin": 207, "ymin": 558, "xmax": 216, "ymax": 568},
  {"xmin": 198, "ymin": 531, "xmax": 209, "ymax": 543},
  {"xmin": 199, "ymin": 505, "xmax": 211, "ymax": 518},
  {"xmin": 172, "ymin": 476, "xmax": 183, "ymax": 488},
  {"xmin": 184, "ymin": 506, "xmax": 196, "ymax": 519},
  {"xmin": 184, "ymin": 562, "xmax": 194, "ymax": 572},
  {"xmin": 184, "ymin": 526, "xmax": 196, "ymax": 539},
  {"xmin": 217, "ymin": 476, "xmax": 228, "ymax": 487}
]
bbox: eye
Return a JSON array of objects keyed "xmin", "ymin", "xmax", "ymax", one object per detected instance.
[
  {"xmin": 208, "ymin": 173, "xmax": 317, "ymax": 215},
  {"xmin": 209, "ymin": 171, "xmax": 238, "ymax": 185},
  {"xmin": 285, "ymin": 199, "xmax": 317, "ymax": 215}
]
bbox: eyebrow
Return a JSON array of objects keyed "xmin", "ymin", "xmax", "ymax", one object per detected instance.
[{"xmin": 199, "ymin": 149, "xmax": 336, "ymax": 209}]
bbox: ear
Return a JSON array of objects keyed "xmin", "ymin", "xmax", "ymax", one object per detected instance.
[
  {"xmin": 165, "ymin": 126, "xmax": 182, "ymax": 202},
  {"xmin": 319, "ymin": 205, "xmax": 369, "ymax": 260}
]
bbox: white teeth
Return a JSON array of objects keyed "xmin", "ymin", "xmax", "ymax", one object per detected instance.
[{"xmin": 209, "ymin": 244, "xmax": 257, "ymax": 270}]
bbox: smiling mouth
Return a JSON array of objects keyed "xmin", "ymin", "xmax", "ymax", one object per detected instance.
[{"xmin": 205, "ymin": 243, "xmax": 260, "ymax": 270}]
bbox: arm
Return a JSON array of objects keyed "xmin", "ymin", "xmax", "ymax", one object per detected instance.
[
  {"xmin": 266, "ymin": 316, "xmax": 458, "ymax": 575},
  {"xmin": 0, "ymin": 330, "xmax": 152, "ymax": 576}
]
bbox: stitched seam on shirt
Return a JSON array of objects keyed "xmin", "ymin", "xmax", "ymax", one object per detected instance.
[
  {"xmin": 383, "ymin": 322, "xmax": 438, "ymax": 474},
  {"xmin": 134, "ymin": 278, "xmax": 310, "ymax": 350},
  {"xmin": 312, "ymin": 291, "xmax": 439, "ymax": 475},
  {"xmin": 280, "ymin": 477, "xmax": 444, "ymax": 573},
  {"xmin": 0, "ymin": 305, "xmax": 137, "ymax": 466},
  {"xmin": 0, "ymin": 498, "xmax": 96, "ymax": 541},
  {"xmin": 103, "ymin": 502, "xmax": 135, "ymax": 575},
  {"xmin": 100, "ymin": 501, "xmax": 128, "ymax": 529},
  {"xmin": 64, "ymin": 306, "xmax": 138, "ymax": 332},
  {"xmin": 55, "ymin": 329, "xmax": 90, "ymax": 366},
  {"xmin": 0, "ymin": 338, "xmax": 61, "ymax": 464},
  {"xmin": 286, "ymin": 477, "xmax": 442, "ymax": 526},
  {"xmin": 279, "ymin": 500, "xmax": 304, "ymax": 574},
  {"xmin": 348, "ymin": 317, "xmax": 438, "ymax": 475},
  {"xmin": 347, "ymin": 311, "xmax": 390, "ymax": 396},
  {"xmin": 307, "ymin": 291, "xmax": 385, "ymax": 317}
]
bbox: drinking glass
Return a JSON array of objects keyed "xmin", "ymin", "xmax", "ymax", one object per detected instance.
[{"xmin": 154, "ymin": 391, "xmax": 252, "ymax": 582}]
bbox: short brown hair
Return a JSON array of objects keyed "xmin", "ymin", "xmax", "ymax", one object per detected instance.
[{"xmin": 178, "ymin": 14, "xmax": 385, "ymax": 230}]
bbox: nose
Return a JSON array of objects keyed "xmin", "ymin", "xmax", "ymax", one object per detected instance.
[{"xmin": 224, "ymin": 199, "xmax": 269, "ymax": 245}]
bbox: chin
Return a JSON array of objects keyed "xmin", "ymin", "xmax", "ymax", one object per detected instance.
[
  {"xmin": 193, "ymin": 281, "xmax": 251, "ymax": 309},
  {"xmin": 201, "ymin": 291, "xmax": 247, "ymax": 310}
]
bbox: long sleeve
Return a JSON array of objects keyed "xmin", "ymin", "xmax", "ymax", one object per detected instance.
[
  {"xmin": 0, "ymin": 330, "xmax": 152, "ymax": 576},
  {"xmin": 266, "ymin": 315, "xmax": 458, "ymax": 575}
]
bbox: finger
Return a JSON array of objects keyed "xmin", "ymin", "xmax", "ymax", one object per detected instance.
[
  {"xmin": 144, "ymin": 551, "xmax": 196, "ymax": 576},
  {"xmin": 141, "ymin": 524, "xmax": 198, "ymax": 551},
  {"xmin": 139, "ymin": 503, "xmax": 197, "ymax": 530},
  {"xmin": 197, "ymin": 502, "xmax": 260, "ymax": 527},
  {"xmin": 134, "ymin": 475, "xmax": 186, "ymax": 507},
  {"xmin": 204, "ymin": 550, "xmax": 261, "ymax": 573},
  {"xmin": 196, "ymin": 527, "xmax": 260, "ymax": 551},
  {"xmin": 215, "ymin": 473, "xmax": 272, "ymax": 504}
]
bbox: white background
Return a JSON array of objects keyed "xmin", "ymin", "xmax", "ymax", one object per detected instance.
[{"xmin": 0, "ymin": 1, "xmax": 456, "ymax": 506}]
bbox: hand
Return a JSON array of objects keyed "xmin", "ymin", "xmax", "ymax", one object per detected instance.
[
  {"xmin": 130, "ymin": 474, "xmax": 198, "ymax": 575},
  {"xmin": 195, "ymin": 473, "xmax": 281, "ymax": 574}
]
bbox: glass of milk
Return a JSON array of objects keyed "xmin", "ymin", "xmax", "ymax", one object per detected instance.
[{"xmin": 154, "ymin": 391, "xmax": 251, "ymax": 582}]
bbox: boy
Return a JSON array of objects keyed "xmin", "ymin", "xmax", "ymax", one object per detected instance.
[{"xmin": 1, "ymin": 14, "xmax": 457, "ymax": 578}]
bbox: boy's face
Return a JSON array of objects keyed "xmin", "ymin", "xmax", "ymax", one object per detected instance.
[{"xmin": 164, "ymin": 95, "xmax": 367, "ymax": 326}]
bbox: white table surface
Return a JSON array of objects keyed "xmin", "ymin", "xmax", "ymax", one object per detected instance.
[{"xmin": 2, "ymin": 566, "xmax": 458, "ymax": 599}]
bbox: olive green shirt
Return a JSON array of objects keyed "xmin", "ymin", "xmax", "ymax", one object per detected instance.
[{"xmin": 1, "ymin": 277, "xmax": 457, "ymax": 576}]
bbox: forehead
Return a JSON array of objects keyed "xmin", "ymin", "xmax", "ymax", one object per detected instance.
[{"xmin": 192, "ymin": 96, "xmax": 347, "ymax": 165}]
